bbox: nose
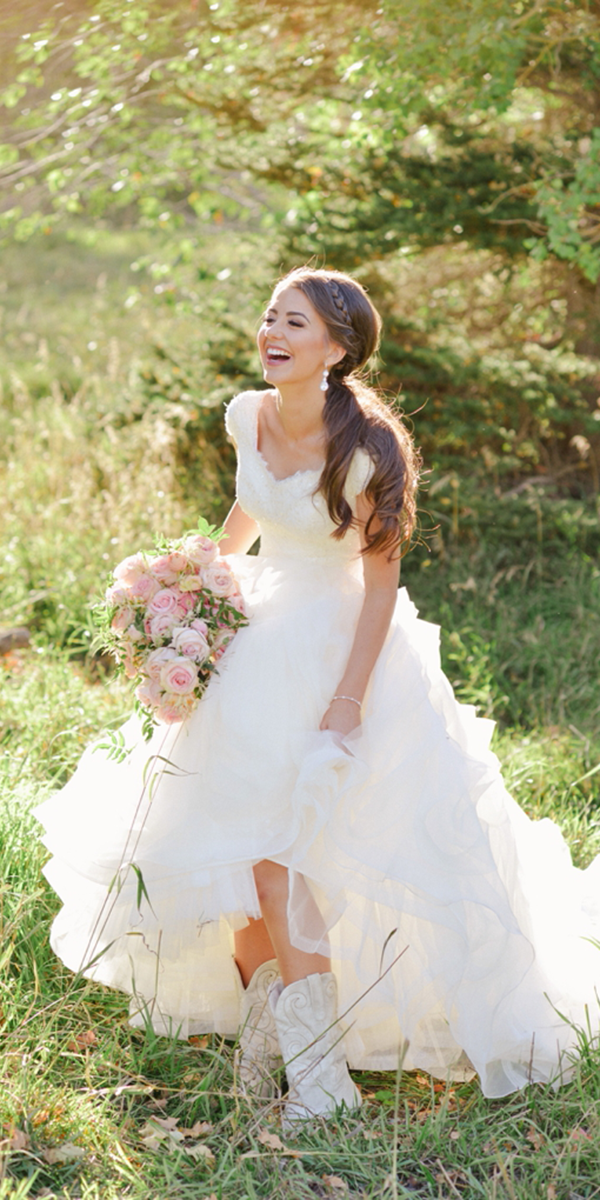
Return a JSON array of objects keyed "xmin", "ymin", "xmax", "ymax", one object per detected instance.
[{"xmin": 264, "ymin": 315, "xmax": 285, "ymax": 337}]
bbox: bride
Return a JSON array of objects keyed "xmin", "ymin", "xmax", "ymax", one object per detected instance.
[{"xmin": 36, "ymin": 266, "xmax": 600, "ymax": 1125}]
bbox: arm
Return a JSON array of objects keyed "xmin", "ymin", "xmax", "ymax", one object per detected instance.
[
  {"xmin": 320, "ymin": 492, "xmax": 400, "ymax": 737},
  {"xmin": 221, "ymin": 501, "xmax": 260, "ymax": 556}
]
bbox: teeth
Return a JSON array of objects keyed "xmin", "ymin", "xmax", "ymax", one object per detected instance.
[{"xmin": 267, "ymin": 348, "xmax": 290, "ymax": 359}]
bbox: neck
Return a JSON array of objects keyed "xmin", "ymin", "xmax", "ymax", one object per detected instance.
[{"xmin": 273, "ymin": 379, "xmax": 325, "ymax": 439}]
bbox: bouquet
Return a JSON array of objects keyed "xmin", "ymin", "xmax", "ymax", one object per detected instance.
[{"xmin": 96, "ymin": 519, "xmax": 247, "ymax": 735}]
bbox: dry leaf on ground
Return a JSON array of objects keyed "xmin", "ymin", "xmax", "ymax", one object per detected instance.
[
  {"xmin": 6, "ymin": 1128, "xmax": 30, "ymax": 1151},
  {"xmin": 42, "ymin": 1142, "xmax": 86, "ymax": 1164},
  {"xmin": 323, "ymin": 1176, "xmax": 348, "ymax": 1192},
  {"xmin": 241, "ymin": 1129, "xmax": 301, "ymax": 1160},
  {"xmin": 181, "ymin": 1120, "xmax": 213, "ymax": 1137},
  {"xmin": 67, "ymin": 1029, "xmax": 98, "ymax": 1052},
  {"xmin": 185, "ymin": 1143, "xmax": 215, "ymax": 1163},
  {"xmin": 139, "ymin": 1116, "xmax": 214, "ymax": 1161},
  {"xmin": 139, "ymin": 1118, "xmax": 183, "ymax": 1151},
  {"xmin": 527, "ymin": 1125, "xmax": 545, "ymax": 1150},
  {"xmin": 148, "ymin": 1115, "xmax": 179, "ymax": 1132},
  {"xmin": 258, "ymin": 1129, "xmax": 286, "ymax": 1151},
  {"xmin": 568, "ymin": 1128, "xmax": 592, "ymax": 1146},
  {"xmin": 257, "ymin": 1129, "xmax": 301, "ymax": 1157}
]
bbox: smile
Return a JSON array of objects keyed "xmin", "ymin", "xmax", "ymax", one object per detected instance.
[{"xmin": 265, "ymin": 346, "xmax": 292, "ymax": 364}]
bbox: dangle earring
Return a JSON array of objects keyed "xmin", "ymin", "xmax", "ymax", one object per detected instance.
[{"xmin": 320, "ymin": 364, "xmax": 329, "ymax": 393}]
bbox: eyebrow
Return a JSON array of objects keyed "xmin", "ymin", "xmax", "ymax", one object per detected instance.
[{"xmin": 266, "ymin": 306, "xmax": 310, "ymax": 321}]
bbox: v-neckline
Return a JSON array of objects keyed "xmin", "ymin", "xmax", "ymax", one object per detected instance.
[{"xmin": 254, "ymin": 394, "xmax": 324, "ymax": 483}]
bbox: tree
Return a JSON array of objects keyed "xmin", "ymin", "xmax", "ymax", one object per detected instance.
[
  {"xmin": 1, "ymin": 0, "xmax": 598, "ymax": 489},
  {"xmin": 1, "ymin": 1, "xmax": 599, "ymax": 291}
]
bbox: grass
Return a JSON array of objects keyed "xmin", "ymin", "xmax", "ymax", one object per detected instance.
[
  {"xmin": 1, "ymin": 228, "xmax": 600, "ymax": 1198},
  {"xmin": 2, "ymin": 753, "xmax": 600, "ymax": 1200}
]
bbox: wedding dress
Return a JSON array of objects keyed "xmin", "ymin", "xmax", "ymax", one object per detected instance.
[{"xmin": 36, "ymin": 389, "xmax": 600, "ymax": 1098}]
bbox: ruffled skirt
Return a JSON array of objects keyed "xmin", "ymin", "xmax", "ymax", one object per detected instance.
[{"xmin": 36, "ymin": 552, "xmax": 600, "ymax": 1098}]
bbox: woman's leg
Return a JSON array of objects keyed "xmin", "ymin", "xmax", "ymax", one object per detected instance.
[
  {"xmin": 251, "ymin": 862, "xmax": 359, "ymax": 1123},
  {"xmin": 234, "ymin": 861, "xmax": 357, "ymax": 1118},
  {"xmin": 234, "ymin": 917, "xmax": 277, "ymax": 987},
  {"xmin": 252, "ymin": 860, "xmax": 330, "ymax": 987},
  {"xmin": 234, "ymin": 861, "xmax": 329, "ymax": 986}
]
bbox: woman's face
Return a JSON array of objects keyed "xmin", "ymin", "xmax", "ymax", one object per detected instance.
[{"xmin": 257, "ymin": 285, "xmax": 343, "ymax": 391}]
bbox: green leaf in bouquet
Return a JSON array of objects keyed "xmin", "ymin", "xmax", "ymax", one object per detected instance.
[
  {"xmin": 135, "ymin": 698, "xmax": 157, "ymax": 742},
  {"xmin": 151, "ymin": 532, "xmax": 173, "ymax": 553},
  {"xmin": 182, "ymin": 515, "xmax": 227, "ymax": 543},
  {"xmin": 94, "ymin": 727, "xmax": 132, "ymax": 764}
]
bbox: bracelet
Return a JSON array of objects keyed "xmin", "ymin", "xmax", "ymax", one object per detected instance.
[{"xmin": 331, "ymin": 694, "xmax": 362, "ymax": 709}]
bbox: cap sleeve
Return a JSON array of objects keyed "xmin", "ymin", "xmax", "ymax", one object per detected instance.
[
  {"xmin": 345, "ymin": 447, "xmax": 375, "ymax": 501},
  {"xmin": 224, "ymin": 391, "xmax": 261, "ymax": 446}
]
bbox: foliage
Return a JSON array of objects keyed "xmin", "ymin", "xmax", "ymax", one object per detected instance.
[
  {"xmin": 2, "ymin": 3, "xmax": 600, "ymax": 498},
  {"xmin": 1, "ymin": 0, "xmax": 599, "ymax": 284},
  {"xmin": 281, "ymin": 1, "xmax": 600, "ymax": 284},
  {"xmin": 379, "ymin": 309, "xmax": 600, "ymax": 483},
  {"xmin": 403, "ymin": 482, "xmax": 600, "ymax": 729}
]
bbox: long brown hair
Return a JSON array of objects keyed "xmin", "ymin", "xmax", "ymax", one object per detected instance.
[{"xmin": 275, "ymin": 267, "xmax": 419, "ymax": 558}]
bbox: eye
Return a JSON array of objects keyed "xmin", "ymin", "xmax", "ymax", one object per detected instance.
[{"xmin": 289, "ymin": 320, "xmax": 304, "ymax": 327}]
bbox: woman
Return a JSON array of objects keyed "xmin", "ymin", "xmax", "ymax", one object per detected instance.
[{"xmin": 37, "ymin": 267, "xmax": 600, "ymax": 1125}]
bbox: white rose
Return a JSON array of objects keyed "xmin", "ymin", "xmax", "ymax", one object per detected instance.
[
  {"xmin": 171, "ymin": 625, "xmax": 210, "ymax": 662},
  {"xmin": 202, "ymin": 560, "xmax": 236, "ymax": 598}
]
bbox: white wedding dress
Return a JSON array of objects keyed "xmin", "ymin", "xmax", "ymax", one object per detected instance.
[{"xmin": 36, "ymin": 389, "xmax": 600, "ymax": 1098}]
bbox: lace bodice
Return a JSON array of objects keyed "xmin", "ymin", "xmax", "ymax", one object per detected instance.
[{"xmin": 225, "ymin": 391, "xmax": 374, "ymax": 561}]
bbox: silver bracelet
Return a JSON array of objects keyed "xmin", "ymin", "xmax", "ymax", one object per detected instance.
[{"xmin": 331, "ymin": 694, "xmax": 362, "ymax": 709}]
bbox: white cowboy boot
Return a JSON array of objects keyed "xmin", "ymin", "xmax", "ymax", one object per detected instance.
[
  {"xmin": 271, "ymin": 971, "xmax": 361, "ymax": 1126},
  {"xmin": 236, "ymin": 958, "xmax": 283, "ymax": 1098}
]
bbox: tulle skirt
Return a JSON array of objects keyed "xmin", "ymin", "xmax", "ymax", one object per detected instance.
[{"xmin": 36, "ymin": 551, "xmax": 600, "ymax": 1098}]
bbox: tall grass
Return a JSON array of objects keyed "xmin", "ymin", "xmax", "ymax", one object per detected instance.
[{"xmin": 1, "ymin": 231, "xmax": 600, "ymax": 1198}]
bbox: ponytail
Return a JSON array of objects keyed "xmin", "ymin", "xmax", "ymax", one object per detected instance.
[{"xmin": 274, "ymin": 267, "xmax": 420, "ymax": 558}]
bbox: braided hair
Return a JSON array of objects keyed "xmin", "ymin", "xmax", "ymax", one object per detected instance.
[{"xmin": 273, "ymin": 267, "xmax": 419, "ymax": 558}]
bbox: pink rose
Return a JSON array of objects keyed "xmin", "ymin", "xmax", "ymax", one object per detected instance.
[
  {"xmin": 135, "ymin": 676, "xmax": 162, "ymax": 708},
  {"xmin": 155, "ymin": 693, "xmax": 196, "ymax": 724},
  {"xmin": 111, "ymin": 606, "xmax": 136, "ymax": 634},
  {"xmin": 172, "ymin": 625, "xmax": 210, "ymax": 661},
  {"xmin": 149, "ymin": 612, "xmax": 179, "ymax": 642},
  {"xmin": 190, "ymin": 618, "xmax": 209, "ymax": 638},
  {"xmin": 178, "ymin": 574, "xmax": 204, "ymax": 593},
  {"xmin": 113, "ymin": 552, "xmax": 148, "ymax": 587},
  {"xmin": 146, "ymin": 587, "xmax": 181, "ymax": 617},
  {"xmin": 160, "ymin": 657, "xmax": 198, "ymax": 695},
  {"xmin": 145, "ymin": 646, "xmax": 178, "ymax": 681},
  {"xmin": 123, "ymin": 646, "xmax": 138, "ymax": 679},
  {"xmin": 155, "ymin": 699, "xmax": 184, "ymax": 725},
  {"xmin": 202, "ymin": 560, "xmax": 236, "ymax": 598},
  {"xmin": 126, "ymin": 624, "xmax": 144, "ymax": 642},
  {"xmin": 150, "ymin": 551, "xmax": 188, "ymax": 585},
  {"xmin": 212, "ymin": 628, "xmax": 235, "ymax": 658},
  {"xmin": 228, "ymin": 592, "xmax": 247, "ymax": 616},
  {"xmin": 175, "ymin": 592, "xmax": 197, "ymax": 614},
  {"xmin": 105, "ymin": 583, "xmax": 130, "ymax": 607},
  {"xmin": 183, "ymin": 535, "xmax": 218, "ymax": 566},
  {"xmin": 129, "ymin": 572, "xmax": 161, "ymax": 603}
]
